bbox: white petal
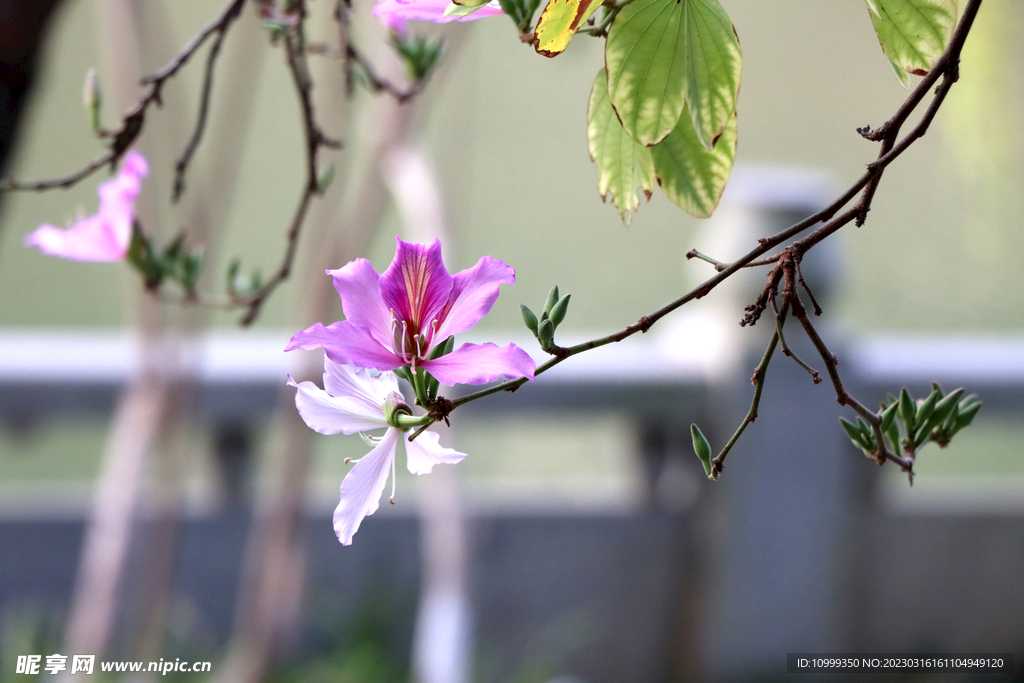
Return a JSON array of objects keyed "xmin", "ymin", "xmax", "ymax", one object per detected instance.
[
  {"xmin": 333, "ymin": 428, "xmax": 401, "ymax": 545},
  {"xmin": 324, "ymin": 359, "xmax": 400, "ymax": 412},
  {"xmin": 404, "ymin": 430, "xmax": 467, "ymax": 475},
  {"xmin": 289, "ymin": 376, "xmax": 388, "ymax": 435}
]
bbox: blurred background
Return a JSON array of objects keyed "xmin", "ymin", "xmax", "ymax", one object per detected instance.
[{"xmin": 0, "ymin": 0, "xmax": 1022, "ymax": 681}]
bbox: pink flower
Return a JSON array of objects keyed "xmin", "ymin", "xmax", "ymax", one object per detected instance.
[
  {"xmin": 24, "ymin": 151, "xmax": 149, "ymax": 262},
  {"xmin": 286, "ymin": 236, "xmax": 536, "ymax": 387},
  {"xmin": 373, "ymin": 0, "xmax": 503, "ymax": 33},
  {"xmin": 289, "ymin": 361, "xmax": 466, "ymax": 545}
]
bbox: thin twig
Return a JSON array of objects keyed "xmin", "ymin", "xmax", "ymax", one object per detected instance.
[
  {"xmin": 345, "ymin": 44, "xmax": 425, "ymax": 104},
  {"xmin": 0, "ymin": 0, "xmax": 248, "ymax": 193},
  {"xmin": 685, "ymin": 249, "xmax": 780, "ymax": 272},
  {"xmin": 708, "ymin": 329, "xmax": 779, "ymax": 479},
  {"xmin": 769, "ymin": 294, "xmax": 821, "ymax": 384},
  {"xmin": 172, "ymin": 0, "xmax": 245, "ymax": 202},
  {"xmin": 236, "ymin": 7, "xmax": 341, "ymax": 326},
  {"xmin": 787, "ymin": 271, "xmax": 911, "ymax": 472}
]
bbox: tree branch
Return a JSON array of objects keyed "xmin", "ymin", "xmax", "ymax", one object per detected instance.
[
  {"xmin": 234, "ymin": 3, "xmax": 341, "ymax": 326},
  {"xmin": 444, "ymin": 0, "xmax": 983, "ymax": 436},
  {"xmin": 0, "ymin": 0, "xmax": 247, "ymax": 193}
]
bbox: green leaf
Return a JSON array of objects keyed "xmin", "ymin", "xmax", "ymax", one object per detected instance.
[
  {"xmin": 650, "ymin": 108, "xmax": 736, "ymax": 218},
  {"xmin": 533, "ymin": 0, "xmax": 603, "ymax": 57},
  {"xmin": 587, "ymin": 69, "xmax": 656, "ymax": 224},
  {"xmin": 887, "ymin": 54, "xmax": 912, "ymax": 88},
  {"xmin": 605, "ymin": 0, "xmax": 741, "ymax": 149},
  {"xmin": 867, "ymin": 0, "xmax": 957, "ymax": 79}
]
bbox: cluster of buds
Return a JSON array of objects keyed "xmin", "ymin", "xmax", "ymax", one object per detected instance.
[
  {"xmin": 841, "ymin": 385, "xmax": 982, "ymax": 460},
  {"xmin": 521, "ymin": 285, "xmax": 571, "ymax": 353}
]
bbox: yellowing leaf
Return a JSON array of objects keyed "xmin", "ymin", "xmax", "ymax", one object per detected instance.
[
  {"xmin": 651, "ymin": 108, "xmax": 736, "ymax": 218},
  {"xmin": 533, "ymin": 0, "xmax": 603, "ymax": 57},
  {"xmin": 868, "ymin": 0, "xmax": 957, "ymax": 79},
  {"xmin": 587, "ymin": 69, "xmax": 655, "ymax": 225}
]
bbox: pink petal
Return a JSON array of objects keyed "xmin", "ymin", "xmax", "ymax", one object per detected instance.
[
  {"xmin": 329, "ymin": 259, "xmax": 393, "ymax": 348},
  {"xmin": 24, "ymin": 217, "xmax": 127, "ymax": 262},
  {"xmin": 379, "ymin": 237, "xmax": 453, "ymax": 335},
  {"xmin": 420, "ymin": 342, "xmax": 535, "ymax": 386},
  {"xmin": 285, "ymin": 321, "xmax": 405, "ymax": 372},
  {"xmin": 288, "ymin": 375, "xmax": 389, "ymax": 435},
  {"xmin": 24, "ymin": 150, "xmax": 148, "ymax": 263},
  {"xmin": 333, "ymin": 429, "xmax": 401, "ymax": 545},
  {"xmin": 121, "ymin": 150, "xmax": 150, "ymax": 178},
  {"xmin": 435, "ymin": 255, "xmax": 516, "ymax": 340},
  {"xmin": 404, "ymin": 430, "xmax": 466, "ymax": 475}
]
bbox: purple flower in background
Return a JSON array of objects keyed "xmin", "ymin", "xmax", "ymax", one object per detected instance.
[
  {"xmin": 289, "ymin": 360, "xmax": 466, "ymax": 545},
  {"xmin": 25, "ymin": 151, "xmax": 149, "ymax": 262},
  {"xmin": 286, "ymin": 236, "xmax": 536, "ymax": 387},
  {"xmin": 373, "ymin": 0, "xmax": 503, "ymax": 33}
]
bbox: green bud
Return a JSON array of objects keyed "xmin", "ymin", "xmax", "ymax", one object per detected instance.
[
  {"xmin": 840, "ymin": 417, "xmax": 870, "ymax": 452},
  {"xmin": 317, "ymin": 164, "xmax": 335, "ymax": 194},
  {"xmin": 127, "ymin": 221, "xmax": 161, "ymax": 290},
  {"xmin": 543, "ymin": 285, "xmax": 560, "ymax": 317},
  {"xmin": 83, "ymin": 68, "xmax": 102, "ymax": 134},
  {"xmin": 880, "ymin": 401, "xmax": 899, "ymax": 433},
  {"xmin": 898, "ymin": 388, "xmax": 916, "ymax": 435},
  {"xmin": 952, "ymin": 400, "xmax": 982, "ymax": 433},
  {"xmin": 917, "ymin": 388, "xmax": 964, "ymax": 440},
  {"xmin": 690, "ymin": 423, "xmax": 713, "ymax": 477},
  {"xmin": 521, "ymin": 305, "xmax": 539, "ymax": 335},
  {"xmin": 538, "ymin": 318, "xmax": 555, "ymax": 350},
  {"xmin": 855, "ymin": 417, "xmax": 875, "ymax": 445},
  {"xmin": 914, "ymin": 389, "xmax": 940, "ymax": 429},
  {"xmin": 885, "ymin": 420, "xmax": 900, "ymax": 454},
  {"xmin": 549, "ymin": 294, "xmax": 571, "ymax": 327}
]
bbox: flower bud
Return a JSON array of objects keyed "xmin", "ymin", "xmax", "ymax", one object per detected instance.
[
  {"xmin": 880, "ymin": 401, "xmax": 898, "ymax": 433},
  {"xmin": 543, "ymin": 285, "xmax": 560, "ymax": 317},
  {"xmin": 549, "ymin": 294, "xmax": 571, "ymax": 327},
  {"xmin": 690, "ymin": 423, "xmax": 712, "ymax": 477},
  {"xmin": 898, "ymin": 388, "xmax": 916, "ymax": 435},
  {"xmin": 521, "ymin": 304, "xmax": 539, "ymax": 335},
  {"xmin": 914, "ymin": 389, "xmax": 940, "ymax": 430},
  {"xmin": 83, "ymin": 68, "xmax": 102, "ymax": 134},
  {"xmin": 537, "ymin": 318, "xmax": 554, "ymax": 350}
]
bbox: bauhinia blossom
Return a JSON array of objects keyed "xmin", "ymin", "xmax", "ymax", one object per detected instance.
[
  {"xmin": 24, "ymin": 151, "xmax": 149, "ymax": 262},
  {"xmin": 289, "ymin": 360, "xmax": 466, "ymax": 545},
  {"xmin": 373, "ymin": 0, "xmax": 503, "ymax": 33},
  {"xmin": 286, "ymin": 236, "xmax": 536, "ymax": 388}
]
